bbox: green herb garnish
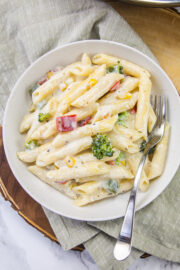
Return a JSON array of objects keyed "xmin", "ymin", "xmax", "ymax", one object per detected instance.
[
  {"xmin": 29, "ymin": 83, "xmax": 39, "ymax": 95},
  {"xmin": 103, "ymin": 179, "xmax": 119, "ymax": 195},
  {"xmin": 140, "ymin": 140, "xmax": 147, "ymax": 152},
  {"xmin": 115, "ymin": 151, "xmax": 126, "ymax": 165},
  {"xmin": 25, "ymin": 140, "xmax": 38, "ymax": 150},
  {"xmin": 92, "ymin": 134, "xmax": 114, "ymax": 160},
  {"xmin": 38, "ymin": 113, "xmax": 51, "ymax": 122},
  {"xmin": 107, "ymin": 63, "xmax": 123, "ymax": 74},
  {"xmin": 117, "ymin": 112, "xmax": 129, "ymax": 126}
]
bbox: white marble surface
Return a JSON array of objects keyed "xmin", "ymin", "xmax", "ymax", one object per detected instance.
[{"xmin": 0, "ymin": 195, "xmax": 180, "ymax": 270}]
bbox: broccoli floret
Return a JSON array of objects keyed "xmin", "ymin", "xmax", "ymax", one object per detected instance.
[
  {"xmin": 103, "ymin": 179, "xmax": 119, "ymax": 195},
  {"xmin": 29, "ymin": 83, "xmax": 39, "ymax": 95},
  {"xmin": 115, "ymin": 151, "xmax": 126, "ymax": 165},
  {"xmin": 92, "ymin": 134, "xmax": 114, "ymax": 160},
  {"xmin": 38, "ymin": 113, "xmax": 51, "ymax": 122},
  {"xmin": 25, "ymin": 140, "xmax": 38, "ymax": 150},
  {"xmin": 117, "ymin": 112, "xmax": 129, "ymax": 126}
]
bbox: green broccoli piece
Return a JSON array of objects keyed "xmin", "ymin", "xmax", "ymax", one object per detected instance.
[
  {"xmin": 115, "ymin": 151, "xmax": 126, "ymax": 165},
  {"xmin": 25, "ymin": 140, "xmax": 38, "ymax": 150},
  {"xmin": 38, "ymin": 113, "xmax": 51, "ymax": 122},
  {"xmin": 103, "ymin": 179, "xmax": 119, "ymax": 195},
  {"xmin": 29, "ymin": 83, "xmax": 39, "ymax": 95},
  {"xmin": 92, "ymin": 134, "xmax": 114, "ymax": 160},
  {"xmin": 117, "ymin": 112, "xmax": 129, "ymax": 126}
]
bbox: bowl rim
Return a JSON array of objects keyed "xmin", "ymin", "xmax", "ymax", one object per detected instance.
[{"xmin": 3, "ymin": 39, "xmax": 180, "ymax": 221}]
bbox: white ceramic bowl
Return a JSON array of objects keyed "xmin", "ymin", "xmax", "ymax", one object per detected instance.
[{"xmin": 3, "ymin": 40, "xmax": 180, "ymax": 221}]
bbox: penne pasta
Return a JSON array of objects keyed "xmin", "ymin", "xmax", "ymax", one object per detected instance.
[
  {"xmin": 135, "ymin": 72, "xmax": 152, "ymax": 139},
  {"xmin": 74, "ymin": 179, "xmax": 134, "ymax": 206},
  {"xmin": 71, "ymin": 73, "xmax": 124, "ymax": 108},
  {"xmin": 47, "ymin": 161, "xmax": 110, "ymax": 181},
  {"xmin": 36, "ymin": 136, "xmax": 92, "ymax": 167},
  {"xmin": 18, "ymin": 52, "xmax": 170, "ymax": 207},
  {"xmin": 113, "ymin": 124, "xmax": 143, "ymax": 142},
  {"xmin": 109, "ymin": 131, "xmax": 139, "ymax": 153},
  {"xmin": 28, "ymin": 165, "xmax": 76, "ymax": 198},
  {"xmin": 148, "ymin": 122, "xmax": 170, "ymax": 180},
  {"xmin": 92, "ymin": 53, "xmax": 150, "ymax": 77},
  {"xmin": 148, "ymin": 104, "xmax": 157, "ymax": 132},
  {"xmin": 100, "ymin": 76, "xmax": 139, "ymax": 105},
  {"xmin": 93, "ymin": 92, "xmax": 138, "ymax": 122},
  {"xmin": 52, "ymin": 115, "xmax": 117, "ymax": 147}
]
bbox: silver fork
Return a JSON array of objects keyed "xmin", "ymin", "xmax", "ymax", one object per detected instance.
[{"xmin": 114, "ymin": 95, "xmax": 167, "ymax": 261}]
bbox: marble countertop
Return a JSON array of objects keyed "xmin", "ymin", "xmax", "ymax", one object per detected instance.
[{"xmin": 0, "ymin": 195, "xmax": 180, "ymax": 270}]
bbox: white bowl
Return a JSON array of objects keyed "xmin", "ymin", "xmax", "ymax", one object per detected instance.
[{"xmin": 3, "ymin": 40, "xmax": 180, "ymax": 221}]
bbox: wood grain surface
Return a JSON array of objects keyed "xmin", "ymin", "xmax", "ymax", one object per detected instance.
[{"xmin": 0, "ymin": 3, "xmax": 179, "ymax": 252}]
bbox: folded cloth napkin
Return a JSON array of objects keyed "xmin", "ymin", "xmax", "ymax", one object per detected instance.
[{"xmin": 0, "ymin": 0, "xmax": 180, "ymax": 269}]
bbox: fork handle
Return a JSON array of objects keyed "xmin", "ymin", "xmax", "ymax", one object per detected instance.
[{"xmin": 114, "ymin": 153, "xmax": 148, "ymax": 261}]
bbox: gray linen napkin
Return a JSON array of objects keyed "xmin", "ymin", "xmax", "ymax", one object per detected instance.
[{"xmin": 0, "ymin": 0, "xmax": 180, "ymax": 269}]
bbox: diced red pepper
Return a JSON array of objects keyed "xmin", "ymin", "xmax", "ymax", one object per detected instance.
[
  {"xmin": 109, "ymin": 81, "xmax": 120, "ymax": 92},
  {"xmin": 38, "ymin": 77, "xmax": 48, "ymax": 85},
  {"xmin": 78, "ymin": 116, "xmax": 92, "ymax": 127},
  {"xmin": 60, "ymin": 180, "xmax": 68, "ymax": 184},
  {"xmin": 56, "ymin": 115, "xmax": 77, "ymax": 132},
  {"xmin": 106, "ymin": 160, "xmax": 115, "ymax": 166},
  {"xmin": 55, "ymin": 180, "xmax": 68, "ymax": 184},
  {"xmin": 130, "ymin": 105, "xmax": 137, "ymax": 114}
]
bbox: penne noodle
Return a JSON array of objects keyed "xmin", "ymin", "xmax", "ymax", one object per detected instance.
[
  {"xmin": 57, "ymin": 65, "xmax": 106, "ymax": 113},
  {"xmin": 113, "ymin": 124, "xmax": 143, "ymax": 141},
  {"xmin": 135, "ymin": 72, "xmax": 152, "ymax": 139},
  {"xmin": 71, "ymin": 73, "xmax": 124, "ymax": 108},
  {"xmin": 47, "ymin": 161, "xmax": 110, "ymax": 181},
  {"xmin": 126, "ymin": 152, "xmax": 150, "ymax": 192},
  {"xmin": 76, "ymin": 165, "xmax": 134, "ymax": 183},
  {"xmin": 20, "ymin": 112, "xmax": 35, "ymax": 133},
  {"xmin": 52, "ymin": 115, "xmax": 117, "ymax": 147},
  {"xmin": 28, "ymin": 165, "xmax": 76, "ymax": 198},
  {"xmin": 148, "ymin": 122, "xmax": 170, "ymax": 180},
  {"xmin": 36, "ymin": 136, "xmax": 92, "ymax": 167},
  {"xmin": 148, "ymin": 104, "xmax": 157, "ymax": 132},
  {"xmin": 92, "ymin": 53, "xmax": 150, "ymax": 77},
  {"xmin": 17, "ymin": 142, "xmax": 51, "ymax": 163},
  {"xmin": 93, "ymin": 92, "xmax": 138, "ymax": 122},
  {"xmin": 74, "ymin": 179, "xmax": 134, "ymax": 206},
  {"xmin": 81, "ymin": 53, "xmax": 92, "ymax": 65},
  {"xmin": 100, "ymin": 76, "xmax": 139, "ymax": 105},
  {"xmin": 109, "ymin": 131, "xmax": 139, "ymax": 153}
]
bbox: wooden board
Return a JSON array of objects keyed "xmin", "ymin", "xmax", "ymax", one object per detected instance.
[{"xmin": 0, "ymin": 3, "xmax": 179, "ymax": 252}]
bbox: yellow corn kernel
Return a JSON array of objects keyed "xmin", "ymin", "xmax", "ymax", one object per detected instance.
[
  {"xmin": 65, "ymin": 156, "xmax": 76, "ymax": 168},
  {"xmin": 29, "ymin": 103, "xmax": 36, "ymax": 112},
  {"xmin": 47, "ymin": 71, "xmax": 54, "ymax": 79},
  {"xmin": 119, "ymin": 93, "xmax": 132, "ymax": 100},
  {"xmin": 120, "ymin": 160, "xmax": 126, "ymax": 166},
  {"xmin": 89, "ymin": 78, "xmax": 97, "ymax": 87},
  {"xmin": 54, "ymin": 165, "xmax": 59, "ymax": 170},
  {"xmin": 60, "ymin": 82, "xmax": 68, "ymax": 92},
  {"xmin": 69, "ymin": 182, "xmax": 77, "ymax": 190}
]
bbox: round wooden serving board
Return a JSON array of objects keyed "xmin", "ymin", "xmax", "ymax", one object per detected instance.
[{"xmin": 0, "ymin": 3, "xmax": 179, "ymax": 251}]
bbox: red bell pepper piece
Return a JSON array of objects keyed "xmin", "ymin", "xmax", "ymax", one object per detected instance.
[
  {"xmin": 38, "ymin": 77, "xmax": 48, "ymax": 85},
  {"xmin": 106, "ymin": 160, "xmax": 115, "ymax": 166},
  {"xmin": 109, "ymin": 81, "xmax": 120, "ymax": 92},
  {"xmin": 78, "ymin": 116, "xmax": 92, "ymax": 127},
  {"xmin": 56, "ymin": 115, "xmax": 77, "ymax": 132},
  {"xmin": 130, "ymin": 105, "xmax": 137, "ymax": 114}
]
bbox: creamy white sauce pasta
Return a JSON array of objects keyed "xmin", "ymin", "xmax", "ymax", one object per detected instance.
[{"xmin": 17, "ymin": 53, "xmax": 170, "ymax": 206}]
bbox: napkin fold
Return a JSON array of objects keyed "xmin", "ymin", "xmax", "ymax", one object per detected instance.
[{"xmin": 1, "ymin": 0, "xmax": 180, "ymax": 269}]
